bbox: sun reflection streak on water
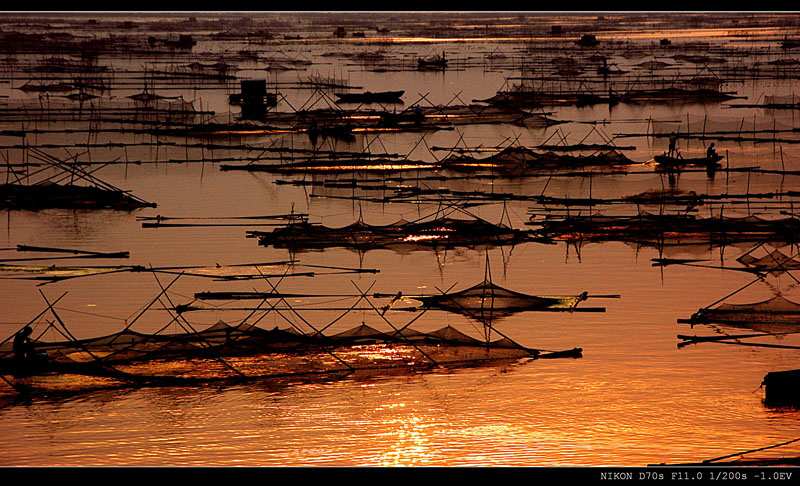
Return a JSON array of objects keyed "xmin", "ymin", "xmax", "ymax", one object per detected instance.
[
  {"xmin": 373, "ymin": 407, "xmax": 437, "ymax": 466},
  {"xmin": 335, "ymin": 25, "xmax": 792, "ymax": 46}
]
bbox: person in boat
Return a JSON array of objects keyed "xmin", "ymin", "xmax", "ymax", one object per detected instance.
[
  {"xmin": 707, "ymin": 142, "xmax": 717, "ymax": 159},
  {"xmin": 668, "ymin": 132, "xmax": 678, "ymax": 157},
  {"xmin": 13, "ymin": 326, "xmax": 34, "ymax": 365}
]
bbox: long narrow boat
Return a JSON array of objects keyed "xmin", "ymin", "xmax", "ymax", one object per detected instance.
[
  {"xmin": 334, "ymin": 90, "xmax": 404, "ymax": 104},
  {"xmin": 654, "ymin": 153, "xmax": 723, "ymax": 171}
]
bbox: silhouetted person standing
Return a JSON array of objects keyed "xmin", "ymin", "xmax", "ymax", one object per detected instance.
[{"xmin": 668, "ymin": 132, "xmax": 678, "ymax": 157}]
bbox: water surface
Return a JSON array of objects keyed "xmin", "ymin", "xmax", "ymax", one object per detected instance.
[{"xmin": 1, "ymin": 12, "xmax": 800, "ymax": 467}]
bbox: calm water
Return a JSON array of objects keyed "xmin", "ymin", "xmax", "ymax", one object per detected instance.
[{"xmin": 1, "ymin": 12, "xmax": 800, "ymax": 467}]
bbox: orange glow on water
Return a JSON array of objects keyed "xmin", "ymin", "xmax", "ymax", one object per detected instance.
[
  {"xmin": 403, "ymin": 234, "xmax": 449, "ymax": 242},
  {"xmin": 212, "ymin": 129, "xmax": 293, "ymax": 135},
  {"xmin": 351, "ymin": 127, "xmax": 402, "ymax": 133},
  {"xmin": 284, "ymin": 164, "xmax": 438, "ymax": 171},
  {"xmin": 330, "ymin": 25, "xmax": 790, "ymax": 46}
]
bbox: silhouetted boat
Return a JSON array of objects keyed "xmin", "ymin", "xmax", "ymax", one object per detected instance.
[
  {"xmin": 781, "ymin": 35, "xmax": 800, "ymax": 48},
  {"xmin": 654, "ymin": 153, "xmax": 723, "ymax": 171},
  {"xmin": 418, "ymin": 51, "xmax": 448, "ymax": 69},
  {"xmin": 334, "ymin": 90, "xmax": 404, "ymax": 104},
  {"xmin": 575, "ymin": 34, "xmax": 599, "ymax": 47}
]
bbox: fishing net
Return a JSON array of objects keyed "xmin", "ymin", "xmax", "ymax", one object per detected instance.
[
  {"xmin": 536, "ymin": 211, "xmax": 800, "ymax": 245},
  {"xmin": 453, "ymin": 147, "xmax": 635, "ymax": 172},
  {"xmin": 0, "ymin": 320, "xmax": 574, "ymax": 394},
  {"xmin": 0, "ymin": 265, "xmax": 597, "ymax": 396},
  {"xmin": 253, "ymin": 217, "xmax": 528, "ymax": 252},
  {"xmin": 737, "ymin": 248, "xmax": 800, "ymax": 271},
  {"xmin": 763, "ymin": 94, "xmax": 800, "ymax": 106},
  {"xmin": 417, "ymin": 279, "xmax": 586, "ymax": 319},
  {"xmin": 692, "ymin": 294, "xmax": 800, "ymax": 326},
  {"xmin": 4, "ymin": 97, "xmax": 202, "ymax": 125}
]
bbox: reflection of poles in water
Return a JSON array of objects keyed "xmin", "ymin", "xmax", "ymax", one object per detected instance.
[
  {"xmin": 307, "ymin": 119, "xmax": 318, "ymax": 145},
  {"xmin": 607, "ymin": 83, "xmax": 618, "ymax": 108},
  {"xmin": 706, "ymin": 143, "xmax": 718, "ymax": 179}
]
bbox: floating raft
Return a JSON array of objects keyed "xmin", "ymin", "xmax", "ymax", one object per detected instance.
[{"xmin": 0, "ymin": 320, "xmax": 581, "ymax": 393}]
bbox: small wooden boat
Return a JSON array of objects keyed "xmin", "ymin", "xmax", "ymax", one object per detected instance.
[
  {"xmin": 334, "ymin": 90, "xmax": 404, "ymax": 104},
  {"xmin": 575, "ymin": 34, "xmax": 599, "ymax": 47},
  {"xmin": 781, "ymin": 36, "xmax": 800, "ymax": 49},
  {"xmin": 418, "ymin": 52, "xmax": 448, "ymax": 69},
  {"xmin": 654, "ymin": 153, "xmax": 723, "ymax": 171}
]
